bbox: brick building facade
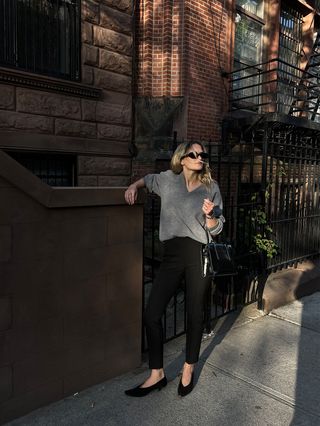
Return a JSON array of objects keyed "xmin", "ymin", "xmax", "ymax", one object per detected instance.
[
  {"xmin": 135, "ymin": 0, "xmax": 232, "ymax": 137},
  {"xmin": 1, "ymin": 1, "xmax": 320, "ymax": 422},
  {"xmin": 1, "ymin": 1, "xmax": 319, "ymax": 186},
  {"xmin": 132, "ymin": 0, "xmax": 233, "ymax": 180},
  {"xmin": 133, "ymin": 0, "xmax": 320, "ymax": 179}
]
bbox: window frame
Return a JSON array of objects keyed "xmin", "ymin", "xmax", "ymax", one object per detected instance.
[
  {"xmin": 0, "ymin": 0, "xmax": 81, "ymax": 82},
  {"xmin": 236, "ymin": 0, "xmax": 264, "ymax": 20},
  {"xmin": 232, "ymin": 2, "xmax": 266, "ymax": 109},
  {"xmin": 234, "ymin": 4, "xmax": 265, "ymax": 69}
]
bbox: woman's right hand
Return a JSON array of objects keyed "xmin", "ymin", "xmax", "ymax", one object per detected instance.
[{"xmin": 125, "ymin": 184, "xmax": 138, "ymax": 205}]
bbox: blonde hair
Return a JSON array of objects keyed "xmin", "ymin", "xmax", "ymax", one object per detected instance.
[{"xmin": 170, "ymin": 141, "xmax": 213, "ymax": 186}]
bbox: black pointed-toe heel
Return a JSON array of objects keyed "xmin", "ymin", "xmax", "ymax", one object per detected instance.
[
  {"xmin": 178, "ymin": 372, "xmax": 194, "ymax": 397},
  {"xmin": 125, "ymin": 376, "xmax": 167, "ymax": 397}
]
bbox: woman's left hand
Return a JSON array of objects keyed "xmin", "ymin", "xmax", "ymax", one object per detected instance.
[{"xmin": 202, "ymin": 198, "xmax": 214, "ymax": 217}]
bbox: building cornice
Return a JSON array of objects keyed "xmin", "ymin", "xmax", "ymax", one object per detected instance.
[{"xmin": 0, "ymin": 67, "xmax": 102, "ymax": 100}]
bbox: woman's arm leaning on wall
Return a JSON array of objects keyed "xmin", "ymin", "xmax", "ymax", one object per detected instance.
[{"xmin": 124, "ymin": 177, "xmax": 145, "ymax": 205}]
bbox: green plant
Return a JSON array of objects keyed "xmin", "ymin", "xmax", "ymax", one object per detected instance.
[{"xmin": 250, "ymin": 187, "xmax": 277, "ymax": 259}]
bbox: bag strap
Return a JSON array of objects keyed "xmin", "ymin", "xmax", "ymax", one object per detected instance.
[
  {"xmin": 203, "ymin": 220, "xmax": 211, "ymax": 245},
  {"xmin": 203, "ymin": 183, "xmax": 218, "ymax": 245}
]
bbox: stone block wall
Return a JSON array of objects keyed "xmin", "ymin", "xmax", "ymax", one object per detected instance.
[
  {"xmin": 0, "ymin": 151, "xmax": 143, "ymax": 423},
  {"xmin": 0, "ymin": 0, "xmax": 134, "ymax": 187}
]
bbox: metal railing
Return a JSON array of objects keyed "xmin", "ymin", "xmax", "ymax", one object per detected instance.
[
  {"xmin": 143, "ymin": 194, "xmax": 187, "ymax": 349},
  {"xmin": 266, "ymin": 125, "xmax": 320, "ymax": 270},
  {"xmin": 0, "ymin": 0, "xmax": 81, "ymax": 81},
  {"xmin": 229, "ymin": 58, "xmax": 320, "ymax": 121}
]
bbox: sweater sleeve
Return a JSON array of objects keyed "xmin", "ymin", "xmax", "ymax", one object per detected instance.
[
  {"xmin": 212, "ymin": 182, "xmax": 223, "ymax": 209},
  {"xmin": 143, "ymin": 173, "xmax": 162, "ymax": 196},
  {"xmin": 208, "ymin": 182, "xmax": 225, "ymax": 236},
  {"xmin": 143, "ymin": 170, "xmax": 174, "ymax": 197},
  {"xmin": 207, "ymin": 215, "xmax": 225, "ymax": 236}
]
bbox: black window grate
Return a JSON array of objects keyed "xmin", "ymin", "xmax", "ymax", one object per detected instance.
[
  {"xmin": 8, "ymin": 151, "xmax": 77, "ymax": 187},
  {"xmin": 0, "ymin": 0, "xmax": 81, "ymax": 81},
  {"xmin": 279, "ymin": 5, "xmax": 303, "ymax": 73}
]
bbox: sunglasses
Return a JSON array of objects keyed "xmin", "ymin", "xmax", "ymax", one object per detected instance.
[{"xmin": 182, "ymin": 151, "xmax": 209, "ymax": 160}]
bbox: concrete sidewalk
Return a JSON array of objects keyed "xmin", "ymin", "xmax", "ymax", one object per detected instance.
[{"xmin": 5, "ymin": 292, "xmax": 320, "ymax": 426}]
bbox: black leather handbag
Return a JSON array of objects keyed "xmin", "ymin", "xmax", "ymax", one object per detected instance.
[{"xmin": 201, "ymin": 241, "xmax": 237, "ymax": 278}]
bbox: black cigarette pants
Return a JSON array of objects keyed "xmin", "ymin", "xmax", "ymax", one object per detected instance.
[{"xmin": 144, "ymin": 237, "xmax": 211, "ymax": 369}]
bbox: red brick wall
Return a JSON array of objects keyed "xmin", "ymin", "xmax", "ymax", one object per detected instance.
[
  {"xmin": 135, "ymin": 0, "xmax": 234, "ymax": 143},
  {"xmin": 135, "ymin": 0, "xmax": 184, "ymax": 97},
  {"xmin": 184, "ymin": 0, "xmax": 233, "ymax": 140}
]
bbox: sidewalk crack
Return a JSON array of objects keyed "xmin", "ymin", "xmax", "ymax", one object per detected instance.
[
  {"xmin": 205, "ymin": 362, "xmax": 320, "ymax": 420},
  {"xmin": 269, "ymin": 312, "xmax": 320, "ymax": 334}
]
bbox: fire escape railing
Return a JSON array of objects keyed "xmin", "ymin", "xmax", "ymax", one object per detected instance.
[{"xmin": 229, "ymin": 58, "xmax": 320, "ymax": 122}]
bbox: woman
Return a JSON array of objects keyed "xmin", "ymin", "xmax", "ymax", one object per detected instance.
[{"xmin": 124, "ymin": 142, "xmax": 224, "ymax": 397}]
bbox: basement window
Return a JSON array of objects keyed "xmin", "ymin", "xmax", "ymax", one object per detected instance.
[{"xmin": 8, "ymin": 151, "xmax": 77, "ymax": 187}]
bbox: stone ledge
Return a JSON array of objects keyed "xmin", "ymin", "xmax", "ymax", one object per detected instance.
[
  {"xmin": 0, "ymin": 131, "xmax": 131, "ymax": 157},
  {"xmin": 48, "ymin": 186, "xmax": 135, "ymax": 208},
  {"xmin": 0, "ymin": 150, "xmax": 144, "ymax": 208},
  {"xmin": 262, "ymin": 259, "xmax": 320, "ymax": 313}
]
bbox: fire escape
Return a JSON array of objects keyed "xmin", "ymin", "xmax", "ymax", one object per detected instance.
[
  {"xmin": 302, "ymin": 30, "xmax": 320, "ymax": 120},
  {"xmin": 229, "ymin": 30, "xmax": 320, "ymax": 122}
]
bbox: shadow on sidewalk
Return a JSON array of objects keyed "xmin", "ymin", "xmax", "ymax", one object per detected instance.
[{"xmin": 289, "ymin": 265, "xmax": 320, "ymax": 425}]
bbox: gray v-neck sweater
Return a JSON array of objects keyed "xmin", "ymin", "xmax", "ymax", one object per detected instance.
[{"xmin": 144, "ymin": 170, "xmax": 224, "ymax": 244}]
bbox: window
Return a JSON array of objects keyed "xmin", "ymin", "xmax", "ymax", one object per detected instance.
[
  {"xmin": 234, "ymin": 14, "xmax": 263, "ymax": 65},
  {"xmin": 0, "ymin": 0, "xmax": 80, "ymax": 81},
  {"xmin": 236, "ymin": 0, "xmax": 264, "ymax": 19},
  {"xmin": 233, "ymin": 1, "xmax": 265, "ymax": 108},
  {"xmin": 8, "ymin": 151, "xmax": 77, "ymax": 186}
]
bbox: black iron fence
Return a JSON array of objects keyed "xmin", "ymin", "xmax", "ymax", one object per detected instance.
[
  {"xmin": 263, "ymin": 121, "xmax": 320, "ymax": 270},
  {"xmin": 0, "ymin": 0, "xmax": 80, "ymax": 80},
  {"xmin": 143, "ymin": 117, "xmax": 320, "ymax": 348},
  {"xmin": 211, "ymin": 118, "xmax": 320, "ymax": 272},
  {"xmin": 143, "ymin": 194, "xmax": 186, "ymax": 346}
]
